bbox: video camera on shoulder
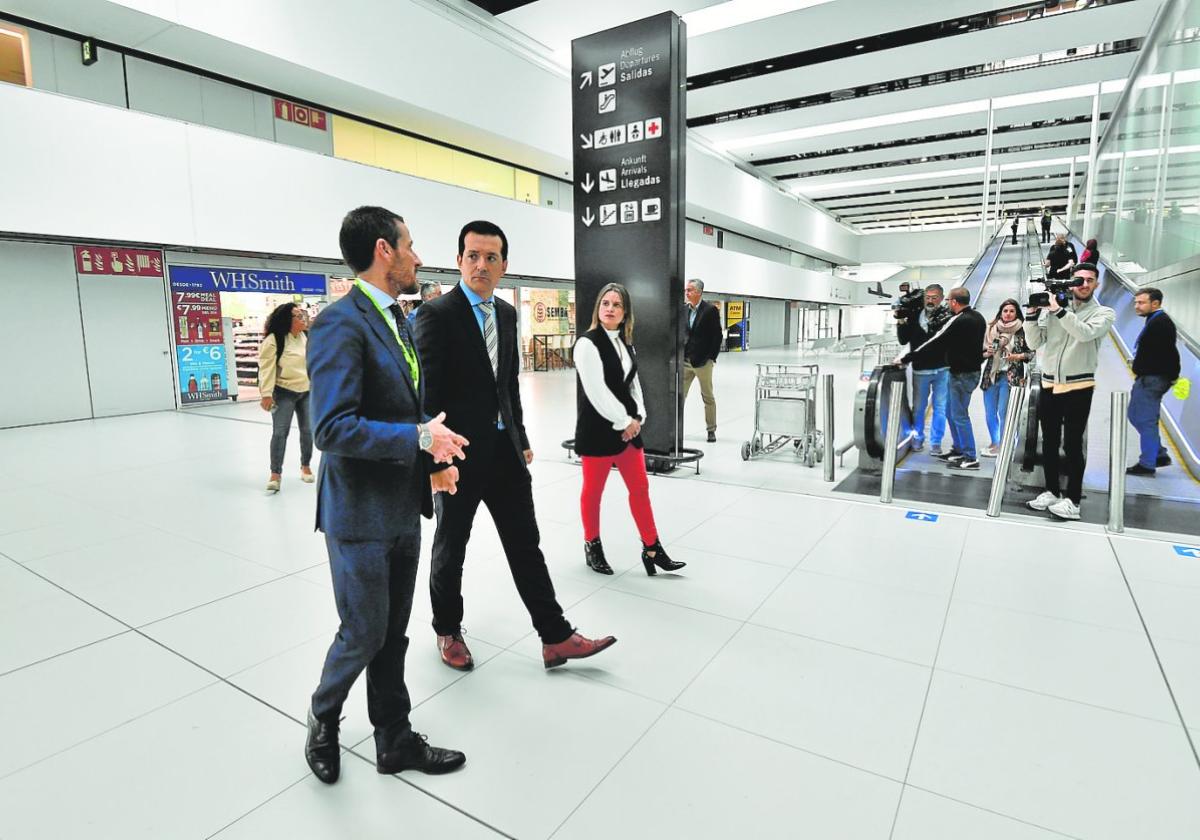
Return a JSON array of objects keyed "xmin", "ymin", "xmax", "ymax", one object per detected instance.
[
  {"xmin": 1027, "ymin": 276, "xmax": 1083, "ymax": 309},
  {"xmin": 891, "ymin": 282, "xmax": 925, "ymax": 321}
]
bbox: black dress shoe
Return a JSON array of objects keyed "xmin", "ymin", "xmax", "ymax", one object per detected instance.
[
  {"xmin": 377, "ymin": 732, "xmax": 466, "ymax": 775},
  {"xmin": 1157, "ymin": 454, "xmax": 1172, "ymax": 467},
  {"xmin": 706, "ymin": 431, "xmax": 717, "ymax": 443},
  {"xmin": 305, "ymin": 708, "xmax": 341, "ymax": 784},
  {"xmin": 1126, "ymin": 463, "xmax": 1156, "ymax": 477}
]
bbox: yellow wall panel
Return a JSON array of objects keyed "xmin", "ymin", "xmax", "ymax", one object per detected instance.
[
  {"xmin": 514, "ymin": 170, "xmax": 539, "ymax": 205},
  {"xmin": 375, "ymin": 130, "xmax": 418, "ymax": 175},
  {"xmin": 452, "ymin": 152, "xmax": 515, "ymax": 199},
  {"xmin": 332, "ymin": 115, "xmax": 377, "ymax": 166},
  {"xmin": 416, "ymin": 141, "xmax": 454, "ymax": 183}
]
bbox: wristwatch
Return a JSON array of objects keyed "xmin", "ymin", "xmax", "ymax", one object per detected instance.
[{"xmin": 418, "ymin": 423, "xmax": 433, "ymax": 452}]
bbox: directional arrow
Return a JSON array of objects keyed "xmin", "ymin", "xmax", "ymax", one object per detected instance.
[
  {"xmin": 1175, "ymin": 545, "xmax": 1200, "ymax": 558},
  {"xmin": 906, "ymin": 511, "xmax": 938, "ymax": 522},
  {"xmin": 581, "ymin": 208, "xmax": 595, "ymax": 227},
  {"xmin": 579, "ymin": 71, "xmax": 593, "ymax": 90},
  {"xmin": 581, "ymin": 173, "xmax": 594, "ymax": 194},
  {"xmin": 579, "ymin": 133, "xmax": 593, "ymax": 150}
]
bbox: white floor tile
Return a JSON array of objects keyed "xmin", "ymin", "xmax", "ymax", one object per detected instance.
[
  {"xmin": 751, "ymin": 569, "xmax": 948, "ymax": 665},
  {"xmin": 607, "ymin": 546, "xmax": 789, "ymax": 621},
  {"xmin": 1111, "ymin": 534, "xmax": 1200, "ymax": 589},
  {"xmin": 1149, "ymin": 635, "xmax": 1200, "ymax": 731},
  {"xmin": 952, "ymin": 547, "xmax": 1142, "ymax": 632},
  {"xmin": 0, "ymin": 631, "xmax": 214, "ymax": 779},
  {"xmin": 908, "ymin": 672, "xmax": 1200, "ymax": 840},
  {"xmin": 800, "ymin": 522, "xmax": 963, "ymax": 598},
  {"xmin": 0, "ymin": 487, "xmax": 98, "ymax": 536},
  {"xmin": 0, "ymin": 511, "xmax": 145, "ymax": 566},
  {"xmin": 141, "ymin": 575, "xmax": 337, "ymax": 676},
  {"xmin": 510, "ymin": 588, "xmax": 740, "ymax": 703},
  {"xmin": 210, "ymin": 756, "xmax": 501, "ymax": 839},
  {"xmin": 0, "ymin": 682, "xmax": 307, "ymax": 840},
  {"xmin": 555, "ymin": 708, "xmax": 901, "ymax": 840},
  {"xmin": 1125, "ymin": 576, "xmax": 1200, "ymax": 645},
  {"xmin": 0, "ymin": 560, "xmax": 126, "ymax": 675},
  {"xmin": 893, "ymin": 788, "xmax": 1076, "ymax": 840},
  {"xmin": 390, "ymin": 651, "xmax": 664, "ymax": 840},
  {"xmin": 677, "ymin": 624, "xmax": 931, "ymax": 779},
  {"xmin": 672, "ymin": 511, "xmax": 835, "ymax": 568},
  {"xmin": 24, "ymin": 529, "xmax": 282, "ymax": 627},
  {"xmin": 937, "ymin": 601, "xmax": 1178, "ymax": 722}
]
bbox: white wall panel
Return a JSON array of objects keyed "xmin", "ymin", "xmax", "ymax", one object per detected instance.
[
  {"xmin": 858, "ymin": 228, "xmax": 983, "ymax": 264},
  {"xmin": 748, "ymin": 298, "xmax": 786, "ymax": 348},
  {"xmin": 0, "ymin": 242, "xmax": 93, "ymax": 428},
  {"xmin": 686, "ymin": 242, "xmax": 856, "ymax": 304},
  {"xmin": 687, "ymin": 142, "xmax": 858, "ymax": 264}
]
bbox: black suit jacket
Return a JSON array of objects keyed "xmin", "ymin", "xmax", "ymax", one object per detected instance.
[
  {"xmin": 683, "ymin": 300, "xmax": 722, "ymax": 366},
  {"xmin": 415, "ymin": 284, "xmax": 530, "ymax": 477}
]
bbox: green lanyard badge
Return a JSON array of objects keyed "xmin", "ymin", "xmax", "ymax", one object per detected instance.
[{"xmin": 356, "ymin": 279, "xmax": 420, "ymax": 388}]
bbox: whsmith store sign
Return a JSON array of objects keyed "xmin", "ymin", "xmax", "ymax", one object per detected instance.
[{"xmin": 167, "ymin": 265, "xmax": 328, "ymax": 295}]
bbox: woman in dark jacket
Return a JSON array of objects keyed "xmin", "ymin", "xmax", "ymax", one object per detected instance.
[
  {"xmin": 574, "ymin": 283, "xmax": 685, "ymax": 576},
  {"xmin": 980, "ymin": 299, "xmax": 1033, "ymax": 457}
]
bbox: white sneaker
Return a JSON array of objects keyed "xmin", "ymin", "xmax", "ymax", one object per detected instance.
[
  {"xmin": 1048, "ymin": 497, "xmax": 1081, "ymax": 521},
  {"xmin": 980, "ymin": 444, "xmax": 999, "ymax": 458},
  {"xmin": 266, "ymin": 478, "xmax": 281, "ymax": 492},
  {"xmin": 1026, "ymin": 491, "xmax": 1059, "ymax": 511}
]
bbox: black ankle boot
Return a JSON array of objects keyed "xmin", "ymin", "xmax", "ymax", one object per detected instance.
[
  {"xmin": 641, "ymin": 539, "xmax": 686, "ymax": 575},
  {"xmin": 585, "ymin": 538, "xmax": 614, "ymax": 575}
]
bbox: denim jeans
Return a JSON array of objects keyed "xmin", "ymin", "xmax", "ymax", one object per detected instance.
[
  {"xmin": 1128, "ymin": 375, "xmax": 1172, "ymax": 468},
  {"xmin": 947, "ymin": 371, "xmax": 978, "ymax": 460},
  {"xmin": 912, "ymin": 368, "xmax": 949, "ymax": 447},
  {"xmin": 270, "ymin": 386, "xmax": 313, "ymax": 474},
  {"xmin": 982, "ymin": 377, "xmax": 1012, "ymax": 447}
]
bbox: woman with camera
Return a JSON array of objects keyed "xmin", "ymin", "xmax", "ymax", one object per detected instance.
[
  {"xmin": 980, "ymin": 299, "xmax": 1033, "ymax": 458},
  {"xmin": 574, "ymin": 283, "xmax": 685, "ymax": 577},
  {"xmin": 258, "ymin": 302, "xmax": 313, "ymax": 492}
]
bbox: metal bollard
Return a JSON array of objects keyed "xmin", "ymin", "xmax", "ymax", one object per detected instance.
[
  {"xmin": 880, "ymin": 380, "xmax": 905, "ymax": 504},
  {"xmin": 1108, "ymin": 391, "xmax": 1129, "ymax": 533},
  {"xmin": 985, "ymin": 383, "xmax": 1029, "ymax": 517},
  {"xmin": 823, "ymin": 374, "xmax": 836, "ymax": 482}
]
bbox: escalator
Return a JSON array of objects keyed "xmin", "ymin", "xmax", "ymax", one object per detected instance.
[{"xmin": 837, "ymin": 220, "xmax": 1200, "ymax": 536}]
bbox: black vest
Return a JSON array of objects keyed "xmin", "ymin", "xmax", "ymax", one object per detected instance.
[{"xmin": 574, "ymin": 328, "xmax": 643, "ymax": 457}]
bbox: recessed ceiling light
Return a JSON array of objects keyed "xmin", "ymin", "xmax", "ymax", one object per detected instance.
[
  {"xmin": 765, "ymin": 63, "xmax": 774, "ymax": 69},
  {"xmin": 854, "ymin": 44, "xmax": 864, "ymax": 50},
  {"xmin": 958, "ymin": 22, "xmax": 969, "ymax": 29}
]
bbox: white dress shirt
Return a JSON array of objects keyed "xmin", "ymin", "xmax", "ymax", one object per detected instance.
[{"xmin": 575, "ymin": 329, "xmax": 647, "ymax": 431}]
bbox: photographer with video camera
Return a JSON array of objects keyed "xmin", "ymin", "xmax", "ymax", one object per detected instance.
[
  {"xmin": 895, "ymin": 283, "xmax": 952, "ymax": 454},
  {"xmin": 1023, "ymin": 263, "xmax": 1115, "ymax": 521},
  {"xmin": 896, "ymin": 287, "xmax": 986, "ymax": 469}
]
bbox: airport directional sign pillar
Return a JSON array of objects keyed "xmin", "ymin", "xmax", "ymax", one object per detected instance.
[{"xmin": 571, "ymin": 12, "xmax": 687, "ymax": 455}]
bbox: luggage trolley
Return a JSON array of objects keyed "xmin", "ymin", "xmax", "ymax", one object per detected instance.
[{"xmin": 741, "ymin": 363, "xmax": 824, "ymax": 465}]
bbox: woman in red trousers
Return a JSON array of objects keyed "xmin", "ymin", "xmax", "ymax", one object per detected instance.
[{"xmin": 574, "ymin": 283, "xmax": 685, "ymax": 577}]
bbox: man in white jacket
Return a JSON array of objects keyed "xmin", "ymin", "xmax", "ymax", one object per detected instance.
[{"xmin": 1023, "ymin": 263, "xmax": 1115, "ymax": 521}]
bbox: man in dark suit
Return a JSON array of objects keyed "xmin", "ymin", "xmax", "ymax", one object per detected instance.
[
  {"xmin": 415, "ymin": 220, "xmax": 616, "ymax": 671},
  {"xmin": 682, "ymin": 278, "xmax": 722, "ymax": 442},
  {"xmin": 304, "ymin": 206, "xmax": 469, "ymax": 785}
]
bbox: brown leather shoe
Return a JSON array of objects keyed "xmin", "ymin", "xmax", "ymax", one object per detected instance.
[
  {"xmin": 542, "ymin": 632, "xmax": 617, "ymax": 669},
  {"xmin": 437, "ymin": 633, "xmax": 474, "ymax": 671}
]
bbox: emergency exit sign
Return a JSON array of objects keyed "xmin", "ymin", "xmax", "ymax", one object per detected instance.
[{"xmin": 273, "ymin": 98, "xmax": 327, "ymax": 131}]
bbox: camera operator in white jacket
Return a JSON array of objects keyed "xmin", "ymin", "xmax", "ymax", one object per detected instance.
[{"xmin": 1022, "ymin": 262, "xmax": 1115, "ymax": 521}]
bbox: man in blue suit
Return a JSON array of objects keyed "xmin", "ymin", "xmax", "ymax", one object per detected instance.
[{"xmin": 304, "ymin": 206, "xmax": 469, "ymax": 784}]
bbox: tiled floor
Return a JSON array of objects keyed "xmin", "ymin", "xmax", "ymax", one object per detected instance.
[{"xmin": 1, "ymin": 349, "xmax": 1198, "ymax": 839}]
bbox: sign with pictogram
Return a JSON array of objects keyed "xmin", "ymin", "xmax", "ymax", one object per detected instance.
[
  {"xmin": 572, "ymin": 12, "xmax": 686, "ymax": 454},
  {"xmin": 273, "ymin": 98, "xmax": 327, "ymax": 131},
  {"xmin": 74, "ymin": 246, "xmax": 163, "ymax": 277}
]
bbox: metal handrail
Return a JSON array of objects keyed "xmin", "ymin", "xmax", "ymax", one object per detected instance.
[{"xmin": 823, "ymin": 374, "xmax": 836, "ymax": 482}]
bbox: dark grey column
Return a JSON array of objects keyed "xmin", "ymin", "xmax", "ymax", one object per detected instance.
[{"xmin": 571, "ymin": 12, "xmax": 687, "ymax": 454}]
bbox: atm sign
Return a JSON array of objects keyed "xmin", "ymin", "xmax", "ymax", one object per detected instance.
[{"xmin": 273, "ymin": 98, "xmax": 327, "ymax": 131}]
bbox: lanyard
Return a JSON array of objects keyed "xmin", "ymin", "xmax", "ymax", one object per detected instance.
[{"xmin": 356, "ymin": 279, "xmax": 419, "ymax": 388}]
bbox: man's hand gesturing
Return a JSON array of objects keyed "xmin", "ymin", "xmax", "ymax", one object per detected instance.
[{"xmin": 424, "ymin": 411, "xmax": 468, "ymax": 464}]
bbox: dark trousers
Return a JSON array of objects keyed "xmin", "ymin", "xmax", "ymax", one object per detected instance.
[
  {"xmin": 430, "ymin": 429, "xmax": 572, "ymax": 645},
  {"xmin": 1041, "ymin": 224, "xmax": 1052, "ymax": 244},
  {"xmin": 270, "ymin": 386, "xmax": 312, "ymax": 473},
  {"xmin": 1039, "ymin": 387, "xmax": 1094, "ymax": 504},
  {"xmin": 1011, "ymin": 230, "xmax": 1019, "ymax": 244},
  {"xmin": 311, "ymin": 534, "xmax": 419, "ymax": 754}
]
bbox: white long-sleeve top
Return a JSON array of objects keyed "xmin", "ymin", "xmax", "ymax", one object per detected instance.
[{"xmin": 575, "ymin": 329, "xmax": 647, "ymax": 431}]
